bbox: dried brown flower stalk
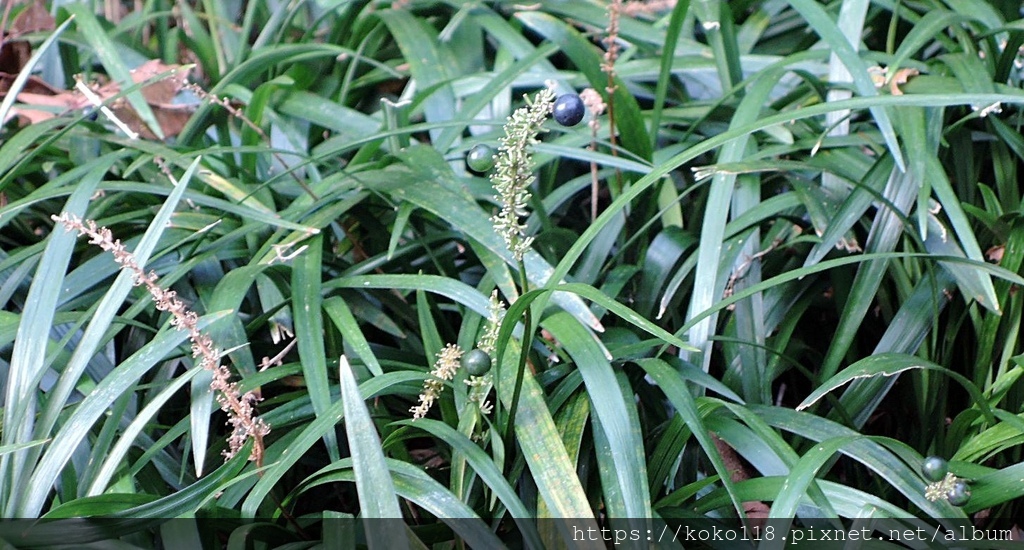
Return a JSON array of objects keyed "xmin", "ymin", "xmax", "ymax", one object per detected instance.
[
  {"xmin": 602, "ymin": 0, "xmax": 624, "ymax": 194},
  {"xmin": 184, "ymin": 82, "xmax": 266, "ymax": 141},
  {"xmin": 184, "ymin": 82, "xmax": 319, "ymax": 200},
  {"xmin": 580, "ymin": 88, "xmax": 607, "ymax": 221},
  {"xmin": 601, "ymin": 0, "xmax": 622, "ymax": 84},
  {"xmin": 602, "ymin": 0, "xmax": 621, "ymax": 113},
  {"xmin": 622, "ymin": 0, "xmax": 676, "ymax": 16},
  {"xmin": 51, "ymin": 212, "xmax": 270, "ymax": 466}
]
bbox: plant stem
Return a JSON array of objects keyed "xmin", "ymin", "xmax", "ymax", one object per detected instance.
[{"xmin": 503, "ymin": 259, "xmax": 532, "ymax": 468}]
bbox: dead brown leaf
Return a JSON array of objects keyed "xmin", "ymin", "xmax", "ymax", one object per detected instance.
[
  {"xmin": 110, "ymin": 59, "xmax": 194, "ymax": 138},
  {"xmin": 712, "ymin": 433, "xmax": 769, "ymax": 529},
  {"xmin": 0, "ymin": 72, "xmax": 60, "ymax": 96},
  {"xmin": 114, "ymin": 99, "xmax": 194, "ymax": 139},
  {"xmin": 130, "ymin": 58, "xmax": 190, "ymax": 105},
  {"xmin": 0, "ymin": 1, "xmax": 55, "ymax": 73},
  {"xmin": 10, "ymin": 1, "xmax": 54, "ymax": 35},
  {"xmin": 5, "ymin": 58, "xmax": 195, "ymax": 138},
  {"xmin": 7, "ymin": 88, "xmax": 83, "ymax": 124}
]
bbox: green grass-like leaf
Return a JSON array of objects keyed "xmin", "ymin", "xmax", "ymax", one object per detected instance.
[
  {"xmin": 3, "ymin": 0, "xmax": 1024, "ymax": 538},
  {"xmin": 338, "ymin": 356, "xmax": 409, "ymax": 548}
]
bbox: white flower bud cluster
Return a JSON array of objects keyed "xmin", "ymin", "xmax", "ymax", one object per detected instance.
[{"xmin": 490, "ymin": 89, "xmax": 555, "ymax": 261}]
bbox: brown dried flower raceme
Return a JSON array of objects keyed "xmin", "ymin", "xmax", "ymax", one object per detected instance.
[
  {"xmin": 579, "ymin": 88, "xmax": 607, "ymax": 132},
  {"xmin": 602, "ymin": 0, "xmax": 623, "ymax": 82},
  {"xmin": 580, "ymin": 88, "xmax": 608, "ymax": 221},
  {"xmin": 51, "ymin": 212, "xmax": 270, "ymax": 465},
  {"xmin": 622, "ymin": 0, "xmax": 677, "ymax": 17}
]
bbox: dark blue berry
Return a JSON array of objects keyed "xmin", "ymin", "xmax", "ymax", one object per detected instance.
[
  {"xmin": 946, "ymin": 479, "xmax": 971, "ymax": 506},
  {"xmin": 553, "ymin": 94, "xmax": 585, "ymax": 126},
  {"xmin": 466, "ymin": 144, "xmax": 496, "ymax": 173}
]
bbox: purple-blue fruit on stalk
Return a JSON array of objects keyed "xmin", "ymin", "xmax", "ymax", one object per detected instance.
[
  {"xmin": 946, "ymin": 479, "xmax": 971, "ymax": 507},
  {"xmin": 553, "ymin": 94, "xmax": 585, "ymax": 126}
]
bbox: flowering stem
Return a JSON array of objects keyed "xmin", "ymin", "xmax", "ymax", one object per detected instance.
[
  {"xmin": 488, "ymin": 89, "xmax": 552, "ymax": 458},
  {"xmin": 603, "ymin": 0, "xmax": 624, "ymax": 196},
  {"xmin": 490, "ymin": 89, "xmax": 554, "ymax": 261},
  {"xmin": 51, "ymin": 213, "xmax": 270, "ymax": 466},
  {"xmin": 502, "ymin": 260, "xmax": 532, "ymax": 455}
]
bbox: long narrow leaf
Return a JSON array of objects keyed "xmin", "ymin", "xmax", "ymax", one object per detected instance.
[
  {"xmin": 338, "ymin": 356, "xmax": 407, "ymax": 548},
  {"xmin": 293, "ymin": 234, "xmax": 340, "ymax": 461},
  {"xmin": 2, "ymin": 161, "xmax": 107, "ymax": 516},
  {"xmin": 545, "ymin": 312, "xmax": 650, "ymax": 518},
  {"xmin": 65, "ymin": 4, "xmax": 163, "ymax": 139},
  {"xmin": 20, "ymin": 311, "xmax": 232, "ymax": 517},
  {"xmin": 787, "ymin": 0, "xmax": 905, "ymax": 171}
]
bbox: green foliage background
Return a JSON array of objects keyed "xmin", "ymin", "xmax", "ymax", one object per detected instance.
[{"xmin": 1, "ymin": 0, "xmax": 1023, "ymax": 547}]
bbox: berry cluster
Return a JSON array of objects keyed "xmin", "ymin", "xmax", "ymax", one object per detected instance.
[
  {"xmin": 465, "ymin": 93, "xmax": 586, "ymax": 174},
  {"xmin": 921, "ymin": 456, "xmax": 971, "ymax": 507}
]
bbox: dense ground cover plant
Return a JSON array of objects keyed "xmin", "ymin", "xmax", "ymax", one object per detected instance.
[{"xmin": 1, "ymin": 0, "xmax": 1023, "ymax": 547}]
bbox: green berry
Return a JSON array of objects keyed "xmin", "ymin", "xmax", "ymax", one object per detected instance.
[
  {"xmin": 461, "ymin": 348, "xmax": 492, "ymax": 376},
  {"xmin": 946, "ymin": 479, "xmax": 971, "ymax": 507},
  {"xmin": 553, "ymin": 94, "xmax": 585, "ymax": 126},
  {"xmin": 921, "ymin": 456, "xmax": 949, "ymax": 482},
  {"xmin": 466, "ymin": 144, "xmax": 496, "ymax": 173}
]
